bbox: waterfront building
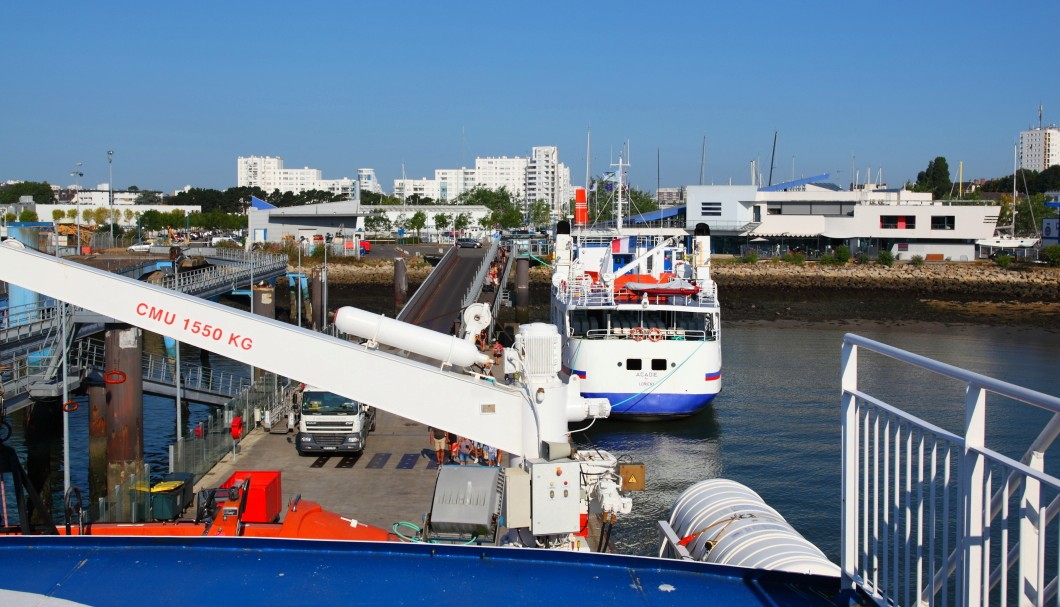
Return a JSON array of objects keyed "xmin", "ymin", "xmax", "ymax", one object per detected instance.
[
  {"xmin": 247, "ymin": 199, "xmax": 492, "ymax": 246},
  {"xmin": 237, "ymin": 156, "xmax": 357, "ymax": 198},
  {"xmin": 682, "ymin": 175, "xmax": 1001, "ymax": 261},
  {"xmin": 657, "ymin": 187, "xmax": 685, "ymax": 206},
  {"xmin": 1019, "ymin": 125, "xmax": 1060, "ymax": 172},
  {"xmin": 391, "ymin": 147, "xmax": 574, "ymax": 218},
  {"xmin": 34, "ymin": 202, "xmax": 200, "ymax": 228}
]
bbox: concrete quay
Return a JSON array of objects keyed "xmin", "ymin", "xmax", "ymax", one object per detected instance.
[{"xmin": 194, "ymin": 409, "xmax": 441, "ymax": 532}]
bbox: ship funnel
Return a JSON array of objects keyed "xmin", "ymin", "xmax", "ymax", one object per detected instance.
[{"xmin": 574, "ymin": 187, "xmax": 588, "ymax": 226}]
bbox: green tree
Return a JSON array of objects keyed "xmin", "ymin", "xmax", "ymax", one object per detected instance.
[
  {"xmin": 362, "ymin": 191, "xmax": 402, "ymax": 205},
  {"xmin": 364, "ymin": 210, "xmax": 392, "ymax": 233},
  {"xmin": 528, "ymin": 200, "xmax": 551, "ymax": 229},
  {"xmin": 407, "ymin": 210, "xmax": 428, "ymax": 238},
  {"xmin": 18, "ymin": 209, "xmax": 39, "ymax": 222},
  {"xmin": 914, "ymin": 157, "xmax": 952, "ymax": 199},
  {"xmin": 0, "ymin": 181, "xmax": 56, "ymax": 205},
  {"xmin": 1039, "ymin": 244, "xmax": 1060, "ymax": 267},
  {"xmin": 51, "ymin": 209, "xmax": 65, "ymax": 221},
  {"xmin": 134, "ymin": 191, "xmax": 162, "ymax": 205},
  {"xmin": 433, "ymin": 213, "xmax": 452, "ymax": 235},
  {"xmin": 139, "ymin": 209, "xmax": 165, "ymax": 231},
  {"xmin": 65, "ymin": 209, "xmax": 77, "ymax": 219},
  {"xmin": 453, "ymin": 212, "xmax": 472, "ymax": 233}
]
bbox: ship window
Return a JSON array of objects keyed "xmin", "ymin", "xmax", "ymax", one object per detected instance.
[
  {"xmin": 626, "ymin": 359, "xmax": 642, "ymax": 371},
  {"xmin": 651, "ymin": 359, "xmax": 667, "ymax": 371}
]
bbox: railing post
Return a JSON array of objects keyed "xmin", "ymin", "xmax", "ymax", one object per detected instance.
[
  {"xmin": 961, "ymin": 384, "xmax": 987, "ymax": 606},
  {"xmin": 841, "ymin": 337, "xmax": 859, "ymax": 592},
  {"xmin": 1019, "ymin": 450, "xmax": 1043, "ymax": 606}
]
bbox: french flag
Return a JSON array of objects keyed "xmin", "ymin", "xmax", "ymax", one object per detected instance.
[{"xmin": 611, "ymin": 237, "xmax": 633, "ymax": 254}]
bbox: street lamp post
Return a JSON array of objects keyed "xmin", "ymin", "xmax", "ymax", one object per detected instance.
[
  {"xmin": 107, "ymin": 150, "xmax": 114, "ymax": 241},
  {"xmin": 324, "ymin": 233, "xmax": 332, "ymax": 330},
  {"xmin": 297, "ymin": 236, "xmax": 305, "ymax": 327},
  {"xmin": 70, "ymin": 163, "xmax": 83, "ymax": 253}
]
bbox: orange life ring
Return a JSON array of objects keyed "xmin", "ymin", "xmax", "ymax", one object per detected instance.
[
  {"xmin": 648, "ymin": 327, "xmax": 663, "ymax": 342},
  {"xmin": 62, "ymin": 400, "xmax": 79, "ymax": 413},
  {"xmin": 630, "ymin": 327, "xmax": 646, "ymax": 342},
  {"xmin": 104, "ymin": 370, "xmax": 127, "ymax": 385}
]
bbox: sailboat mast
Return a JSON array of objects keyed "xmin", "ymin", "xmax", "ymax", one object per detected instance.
[
  {"xmin": 585, "ymin": 127, "xmax": 591, "ymax": 195},
  {"xmin": 699, "ymin": 136, "xmax": 706, "ymax": 185},
  {"xmin": 768, "ymin": 131, "xmax": 778, "ymax": 187},
  {"xmin": 1012, "ymin": 144, "xmax": 1018, "ymax": 234}
]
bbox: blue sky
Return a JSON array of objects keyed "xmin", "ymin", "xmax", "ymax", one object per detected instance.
[{"xmin": 3, "ymin": 1, "xmax": 1058, "ymax": 195}]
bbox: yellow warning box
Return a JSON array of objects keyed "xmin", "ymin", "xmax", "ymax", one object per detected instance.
[{"xmin": 618, "ymin": 462, "xmax": 646, "ymax": 492}]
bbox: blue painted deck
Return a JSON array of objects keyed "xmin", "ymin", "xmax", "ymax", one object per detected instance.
[{"xmin": 0, "ymin": 536, "xmax": 860, "ymax": 606}]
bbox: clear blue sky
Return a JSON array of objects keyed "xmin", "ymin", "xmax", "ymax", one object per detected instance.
[{"xmin": 3, "ymin": 1, "xmax": 1058, "ymax": 195}]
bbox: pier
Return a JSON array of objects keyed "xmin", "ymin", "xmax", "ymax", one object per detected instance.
[{"xmin": 1, "ymin": 238, "xmax": 517, "ymax": 527}]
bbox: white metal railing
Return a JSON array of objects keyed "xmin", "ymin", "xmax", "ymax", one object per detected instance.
[
  {"xmin": 841, "ymin": 334, "xmax": 1060, "ymax": 607},
  {"xmin": 75, "ymin": 338, "xmax": 250, "ymax": 398}
]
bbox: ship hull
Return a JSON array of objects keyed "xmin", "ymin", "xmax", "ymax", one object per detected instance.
[{"xmin": 563, "ymin": 335, "xmax": 722, "ymax": 419}]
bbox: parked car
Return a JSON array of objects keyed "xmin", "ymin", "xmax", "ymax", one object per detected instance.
[
  {"xmin": 127, "ymin": 241, "xmax": 153, "ymax": 253},
  {"xmin": 457, "ymin": 238, "xmax": 481, "ymax": 248}
]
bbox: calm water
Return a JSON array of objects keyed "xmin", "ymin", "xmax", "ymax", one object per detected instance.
[
  {"xmin": 5, "ymin": 295, "xmax": 1059, "ymax": 564},
  {"xmin": 586, "ymin": 321, "xmax": 1060, "ymax": 559}
]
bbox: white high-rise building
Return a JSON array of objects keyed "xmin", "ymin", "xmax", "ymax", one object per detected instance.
[
  {"xmin": 392, "ymin": 177, "xmax": 441, "ymax": 201},
  {"xmin": 525, "ymin": 146, "xmax": 572, "ymax": 211},
  {"xmin": 475, "ymin": 156, "xmax": 529, "ymax": 198},
  {"xmin": 1019, "ymin": 126, "xmax": 1060, "ymax": 172},
  {"xmin": 237, "ymin": 156, "xmax": 357, "ymax": 198},
  {"xmin": 391, "ymin": 147, "xmax": 573, "ymax": 216},
  {"xmin": 358, "ymin": 169, "xmax": 384, "ymax": 195}
]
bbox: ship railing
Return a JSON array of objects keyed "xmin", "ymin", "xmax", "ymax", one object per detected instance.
[
  {"xmin": 840, "ymin": 334, "xmax": 1060, "ymax": 607},
  {"xmin": 581, "ymin": 328, "xmax": 709, "ymax": 341}
]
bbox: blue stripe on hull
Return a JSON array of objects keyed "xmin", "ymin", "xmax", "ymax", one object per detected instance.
[{"xmin": 583, "ymin": 391, "xmax": 718, "ymax": 418}]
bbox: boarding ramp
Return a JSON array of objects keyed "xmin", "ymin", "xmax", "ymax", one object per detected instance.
[{"xmin": 840, "ymin": 334, "xmax": 1060, "ymax": 606}]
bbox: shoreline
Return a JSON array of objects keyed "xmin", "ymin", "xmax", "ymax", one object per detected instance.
[{"xmin": 311, "ymin": 257, "xmax": 1060, "ymax": 331}]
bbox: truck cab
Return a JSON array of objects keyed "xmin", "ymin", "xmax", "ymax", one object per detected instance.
[{"xmin": 296, "ymin": 387, "xmax": 376, "ymax": 456}]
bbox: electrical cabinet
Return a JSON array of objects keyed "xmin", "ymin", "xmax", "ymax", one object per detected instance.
[{"xmin": 529, "ymin": 459, "xmax": 581, "ymax": 535}]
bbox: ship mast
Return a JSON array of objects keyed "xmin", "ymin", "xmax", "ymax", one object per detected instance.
[{"xmin": 613, "ymin": 153, "xmax": 628, "ymax": 233}]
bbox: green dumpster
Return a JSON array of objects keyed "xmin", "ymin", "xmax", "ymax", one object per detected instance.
[
  {"xmin": 150, "ymin": 480, "xmax": 187, "ymax": 520},
  {"xmin": 163, "ymin": 472, "xmax": 195, "ymax": 514}
]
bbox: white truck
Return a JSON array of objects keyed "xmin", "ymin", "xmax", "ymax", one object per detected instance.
[{"xmin": 295, "ymin": 386, "xmax": 376, "ymax": 456}]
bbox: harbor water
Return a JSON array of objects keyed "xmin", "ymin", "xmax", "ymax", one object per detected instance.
[
  {"xmin": 588, "ymin": 321, "xmax": 1060, "ymax": 560},
  {"xmin": 4, "ymin": 285, "xmax": 1058, "ymax": 564}
]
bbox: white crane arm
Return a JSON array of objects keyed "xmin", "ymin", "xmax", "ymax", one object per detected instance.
[{"xmin": 0, "ymin": 245, "xmax": 535, "ymax": 455}]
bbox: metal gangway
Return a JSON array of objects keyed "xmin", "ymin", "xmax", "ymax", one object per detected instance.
[
  {"xmin": 0, "ymin": 332, "xmax": 251, "ymax": 412},
  {"xmin": 1, "ymin": 249, "xmax": 287, "ymax": 408},
  {"xmin": 840, "ymin": 334, "xmax": 1060, "ymax": 606}
]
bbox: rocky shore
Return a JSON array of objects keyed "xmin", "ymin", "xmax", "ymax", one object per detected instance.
[{"xmin": 311, "ymin": 257, "xmax": 1060, "ymax": 330}]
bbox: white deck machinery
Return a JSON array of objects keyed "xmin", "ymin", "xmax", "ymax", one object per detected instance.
[{"xmin": 0, "ymin": 242, "xmax": 632, "ymax": 551}]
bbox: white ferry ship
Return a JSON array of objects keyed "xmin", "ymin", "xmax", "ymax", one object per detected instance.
[{"xmin": 550, "ymin": 157, "xmax": 721, "ymax": 419}]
